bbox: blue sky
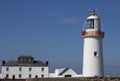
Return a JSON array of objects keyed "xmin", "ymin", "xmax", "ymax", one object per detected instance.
[{"xmin": 0, "ymin": 0, "xmax": 120, "ymax": 75}]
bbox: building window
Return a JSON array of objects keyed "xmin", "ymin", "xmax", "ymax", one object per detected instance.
[
  {"xmin": 6, "ymin": 67, "xmax": 9, "ymax": 71},
  {"xmin": 29, "ymin": 67, "xmax": 32, "ymax": 71},
  {"xmin": 29, "ymin": 74, "xmax": 31, "ymax": 78},
  {"xmin": 6, "ymin": 74, "xmax": 9, "ymax": 78},
  {"xmin": 41, "ymin": 74, "xmax": 44, "ymax": 78},
  {"xmin": 19, "ymin": 67, "xmax": 22, "ymax": 71},
  {"xmin": 94, "ymin": 52, "xmax": 97, "ymax": 56},
  {"xmin": 19, "ymin": 74, "xmax": 22, "ymax": 78},
  {"xmin": 41, "ymin": 68, "xmax": 44, "ymax": 71}
]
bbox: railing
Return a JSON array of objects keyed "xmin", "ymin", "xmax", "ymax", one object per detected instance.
[{"xmin": 82, "ymin": 31, "xmax": 104, "ymax": 37}]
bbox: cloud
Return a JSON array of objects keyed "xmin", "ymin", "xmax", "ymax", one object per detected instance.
[
  {"xmin": 46, "ymin": 11, "xmax": 80, "ymax": 23},
  {"xmin": 59, "ymin": 17, "xmax": 80, "ymax": 23},
  {"xmin": 45, "ymin": 11, "xmax": 63, "ymax": 18}
]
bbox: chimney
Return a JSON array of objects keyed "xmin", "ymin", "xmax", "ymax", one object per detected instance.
[
  {"xmin": 46, "ymin": 61, "xmax": 48, "ymax": 66},
  {"xmin": 2, "ymin": 60, "xmax": 5, "ymax": 65}
]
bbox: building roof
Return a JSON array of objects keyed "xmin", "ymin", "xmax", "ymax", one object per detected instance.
[
  {"xmin": 58, "ymin": 68, "xmax": 70, "ymax": 75},
  {"xmin": 18, "ymin": 55, "xmax": 34, "ymax": 59},
  {"xmin": 2, "ymin": 55, "xmax": 48, "ymax": 66}
]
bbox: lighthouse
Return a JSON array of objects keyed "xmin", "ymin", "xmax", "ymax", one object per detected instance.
[{"xmin": 82, "ymin": 10, "xmax": 104, "ymax": 77}]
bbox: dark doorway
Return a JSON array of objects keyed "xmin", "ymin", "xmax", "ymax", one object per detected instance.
[
  {"xmin": 35, "ymin": 75, "xmax": 38, "ymax": 78},
  {"xmin": 12, "ymin": 75, "xmax": 15, "ymax": 79},
  {"xmin": 65, "ymin": 75, "xmax": 71, "ymax": 78},
  {"xmin": 41, "ymin": 74, "xmax": 44, "ymax": 78}
]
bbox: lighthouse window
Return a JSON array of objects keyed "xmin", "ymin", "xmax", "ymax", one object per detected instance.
[
  {"xmin": 87, "ymin": 19, "xmax": 94, "ymax": 29},
  {"xmin": 94, "ymin": 52, "xmax": 97, "ymax": 56}
]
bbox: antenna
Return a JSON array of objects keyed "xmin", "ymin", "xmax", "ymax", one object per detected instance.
[{"xmin": 88, "ymin": 9, "xmax": 98, "ymax": 15}]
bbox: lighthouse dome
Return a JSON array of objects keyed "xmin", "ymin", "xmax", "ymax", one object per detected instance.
[
  {"xmin": 87, "ymin": 10, "xmax": 100, "ymax": 20},
  {"xmin": 87, "ymin": 15, "xmax": 100, "ymax": 20}
]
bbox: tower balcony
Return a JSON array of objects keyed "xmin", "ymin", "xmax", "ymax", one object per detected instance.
[{"xmin": 82, "ymin": 31, "xmax": 104, "ymax": 38}]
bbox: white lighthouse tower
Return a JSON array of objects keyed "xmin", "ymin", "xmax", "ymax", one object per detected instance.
[{"xmin": 82, "ymin": 10, "xmax": 104, "ymax": 77}]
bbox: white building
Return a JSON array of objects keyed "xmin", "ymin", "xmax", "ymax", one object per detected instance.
[
  {"xmin": 82, "ymin": 10, "xmax": 104, "ymax": 77},
  {"xmin": 49, "ymin": 68, "xmax": 78, "ymax": 78},
  {"xmin": 1, "ymin": 55, "xmax": 49, "ymax": 79}
]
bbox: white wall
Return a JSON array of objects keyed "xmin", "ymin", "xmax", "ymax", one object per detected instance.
[
  {"xmin": 0, "ymin": 74, "xmax": 2, "ymax": 79},
  {"xmin": 83, "ymin": 37, "xmax": 104, "ymax": 76},
  {"xmin": 2, "ymin": 66, "xmax": 49, "ymax": 79},
  {"xmin": 76, "ymin": 74, "xmax": 83, "ymax": 77},
  {"xmin": 49, "ymin": 73, "xmax": 55, "ymax": 77}
]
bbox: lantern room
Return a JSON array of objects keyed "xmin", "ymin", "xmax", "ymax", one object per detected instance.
[{"xmin": 86, "ymin": 10, "xmax": 100, "ymax": 30}]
